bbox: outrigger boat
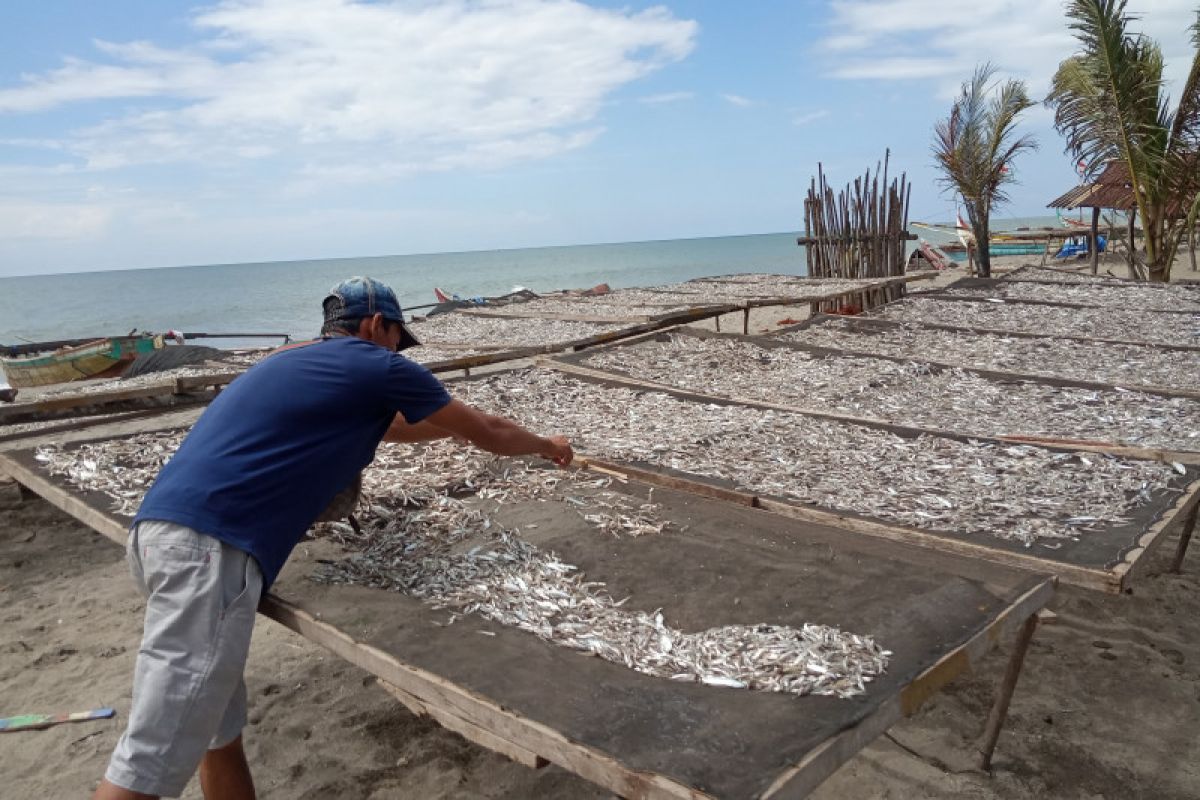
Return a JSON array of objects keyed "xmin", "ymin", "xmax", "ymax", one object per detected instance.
[
  {"xmin": 910, "ymin": 218, "xmax": 1064, "ymax": 257},
  {"xmin": 0, "ymin": 334, "xmax": 163, "ymax": 388}
]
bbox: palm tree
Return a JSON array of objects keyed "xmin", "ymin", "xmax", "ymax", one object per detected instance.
[
  {"xmin": 1046, "ymin": 1, "xmax": 1200, "ymax": 282},
  {"xmin": 933, "ymin": 64, "xmax": 1037, "ymax": 278}
]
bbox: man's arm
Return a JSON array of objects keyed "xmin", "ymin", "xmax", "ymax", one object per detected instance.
[
  {"xmin": 383, "ymin": 414, "xmax": 456, "ymax": 443},
  {"xmin": 422, "ymin": 399, "xmax": 573, "ymax": 465}
]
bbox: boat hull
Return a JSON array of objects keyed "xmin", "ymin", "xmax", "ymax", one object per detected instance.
[{"xmin": 0, "ymin": 336, "xmax": 162, "ymax": 388}]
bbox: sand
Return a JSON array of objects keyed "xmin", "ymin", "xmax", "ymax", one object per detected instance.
[{"xmin": 3, "ymin": 254, "xmax": 1200, "ymax": 798}]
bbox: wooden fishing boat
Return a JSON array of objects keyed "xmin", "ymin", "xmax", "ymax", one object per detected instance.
[{"xmin": 0, "ymin": 334, "xmax": 163, "ymax": 388}]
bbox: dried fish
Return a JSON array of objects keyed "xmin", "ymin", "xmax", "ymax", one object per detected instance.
[
  {"xmin": 488, "ymin": 278, "xmax": 906, "ymax": 316},
  {"xmin": 450, "ymin": 368, "xmax": 1183, "ymax": 547},
  {"xmin": 783, "ymin": 318, "xmax": 1200, "ymax": 392},
  {"xmin": 942, "ymin": 281, "xmax": 1200, "ymax": 312},
  {"xmin": 873, "ymin": 297, "xmax": 1200, "ymax": 345},
  {"xmin": 34, "ymin": 431, "xmax": 181, "ymax": 516},
  {"xmin": 579, "ymin": 334, "xmax": 1200, "ymax": 452},
  {"xmin": 408, "ymin": 313, "xmax": 626, "ymax": 346},
  {"xmin": 1000, "ymin": 265, "xmax": 1194, "ymax": 286}
]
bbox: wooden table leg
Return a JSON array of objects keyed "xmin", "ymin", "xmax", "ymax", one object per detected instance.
[
  {"xmin": 978, "ymin": 614, "xmax": 1038, "ymax": 771},
  {"xmin": 1170, "ymin": 501, "xmax": 1200, "ymax": 573}
]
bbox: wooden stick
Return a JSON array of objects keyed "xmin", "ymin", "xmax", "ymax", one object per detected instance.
[
  {"xmin": 978, "ymin": 614, "xmax": 1039, "ymax": 771},
  {"xmin": 1170, "ymin": 500, "xmax": 1199, "ymax": 573}
]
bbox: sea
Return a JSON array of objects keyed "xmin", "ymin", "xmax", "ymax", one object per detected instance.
[{"xmin": 0, "ymin": 215, "xmax": 1064, "ymax": 355}]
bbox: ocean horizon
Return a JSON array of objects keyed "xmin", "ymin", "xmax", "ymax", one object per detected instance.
[{"xmin": 0, "ymin": 216, "xmax": 1060, "ymax": 354}]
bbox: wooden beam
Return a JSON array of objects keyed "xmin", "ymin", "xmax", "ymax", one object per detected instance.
[
  {"xmin": 977, "ymin": 614, "xmax": 1039, "ymax": 770},
  {"xmin": 379, "ymin": 681, "xmax": 548, "ymax": 770},
  {"xmin": 1170, "ymin": 502, "xmax": 1199, "ymax": 573},
  {"xmin": 1108, "ymin": 480, "xmax": 1200, "ymax": 592}
]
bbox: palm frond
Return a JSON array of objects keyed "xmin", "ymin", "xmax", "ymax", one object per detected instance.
[{"xmin": 1050, "ymin": 0, "xmax": 1167, "ymax": 200}]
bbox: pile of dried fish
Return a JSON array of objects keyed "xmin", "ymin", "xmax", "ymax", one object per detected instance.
[
  {"xmin": 942, "ymin": 282, "xmax": 1200, "ymax": 312},
  {"xmin": 409, "ymin": 313, "xmax": 624, "ymax": 346},
  {"xmin": 453, "ymin": 369, "xmax": 1183, "ymax": 546},
  {"xmin": 875, "ymin": 297, "xmax": 1200, "ymax": 344},
  {"xmin": 318, "ymin": 491, "xmax": 887, "ymax": 697},
  {"xmin": 34, "ymin": 430, "xmax": 182, "ymax": 515},
  {"xmin": 578, "ymin": 334, "xmax": 1200, "ymax": 452},
  {"xmin": 783, "ymin": 318, "xmax": 1200, "ymax": 391}
]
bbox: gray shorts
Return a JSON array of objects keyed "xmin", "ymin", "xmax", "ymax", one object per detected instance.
[{"xmin": 105, "ymin": 520, "xmax": 263, "ymax": 797}]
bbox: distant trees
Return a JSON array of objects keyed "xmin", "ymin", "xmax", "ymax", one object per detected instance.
[
  {"xmin": 932, "ymin": 64, "xmax": 1037, "ymax": 278},
  {"xmin": 1046, "ymin": 0, "xmax": 1200, "ymax": 282}
]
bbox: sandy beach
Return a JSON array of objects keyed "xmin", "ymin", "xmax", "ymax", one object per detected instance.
[{"xmin": 4, "ymin": 255, "xmax": 1200, "ymax": 799}]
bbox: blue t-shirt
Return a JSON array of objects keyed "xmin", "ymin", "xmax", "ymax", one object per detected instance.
[{"xmin": 134, "ymin": 336, "xmax": 452, "ymax": 588}]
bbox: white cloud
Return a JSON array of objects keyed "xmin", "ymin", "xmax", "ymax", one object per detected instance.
[
  {"xmin": 638, "ymin": 91, "xmax": 695, "ymax": 104},
  {"xmin": 721, "ymin": 93, "xmax": 753, "ymax": 107},
  {"xmin": 792, "ymin": 109, "xmax": 831, "ymax": 126},
  {"xmin": 820, "ymin": 0, "xmax": 1198, "ymax": 97},
  {"xmin": 0, "ymin": 0, "xmax": 697, "ymax": 180},
  {"xmin": 0, "ymin": 201, "xmax": 113, "ymax": 239}
]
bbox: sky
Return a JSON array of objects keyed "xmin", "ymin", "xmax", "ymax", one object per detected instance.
[{"xmin": 0, "ymin": 0, "xmax": 1197, "ymax": 277}]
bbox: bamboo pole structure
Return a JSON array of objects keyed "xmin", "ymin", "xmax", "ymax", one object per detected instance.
[{"xmin": 797, "ymin": 152, "xmax": 915, "ymax": 290}]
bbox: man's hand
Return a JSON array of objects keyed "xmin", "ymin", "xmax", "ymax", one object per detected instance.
[{"xmin": 542, "ymin": 435, "xmax": 573, "ymax": 467}]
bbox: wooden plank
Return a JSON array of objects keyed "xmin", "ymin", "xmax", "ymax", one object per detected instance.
[
  {"xmin": 0, "ymin": 383, "xmax": 176, "ymax": 424},
  {"xmin": 0, "ymin": 407, "xmax": 197, "ymax": 447},
  {"xmin": 379, "ymin": 681, "xmax": 548, "ymax": 769},
  {"xmin": 761, "ymin": 579, "xmax": 1053, "ymax": 800},
  {"xmin": 173, "ymin": 372, "xmax": 240, "ymax": 392},
  {"xmin": 1108, "ymin": 479, "xmax": 1200, "ymax": 592}
]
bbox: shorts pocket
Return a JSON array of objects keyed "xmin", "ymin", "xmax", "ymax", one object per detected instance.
[
  {"xmin": 219, "ymin": 548, "xmax": 262, "ymax": 621},
  {"xmin": 140, "ymin": 522, "xmax": 221, "ymax": 566}
]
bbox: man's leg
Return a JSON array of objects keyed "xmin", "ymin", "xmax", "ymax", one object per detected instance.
[
  {"xmin": 101, "ymin": 522, "xmax": 262, "ymax": 797},
  {"xmin": 199, "ymin": 735, "xmax": 255, "ymax": 800}
]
